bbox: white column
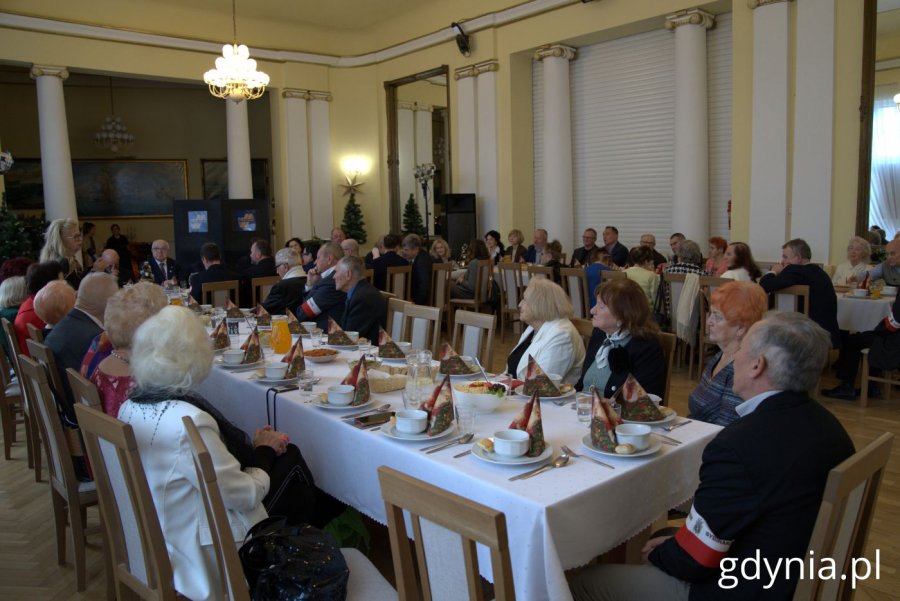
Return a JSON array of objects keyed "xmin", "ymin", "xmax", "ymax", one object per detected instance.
[
  {"xmin": 225, "ymin": 99, "xmax": 253, "ymax": 199},
  {"xmin": 282, "ymin": 89, "xmax": 312, "ymax": 239},
  {"xmin": 666, "ymin": 9, "xmax": 714, "ymax": 244},
  {"xmin": 30, "ymin": 65, "xmax": 77, "ymax": 221},
  {"xmin": 308, "ymin": 92, "xmax": 333, "ymax": 239},
  {"xmin": 748, "ymin": 0, "xmax": 792, "ymax": 261},
  {"xmin": 397, "ymin": 102, "xmax": 416, "ymax": 219},
  {"xmin": 476, "ymin": 61, "xmax": 500, "ymax": 235},
  {"xmin": 414, "ymin": 104, "xmax": 434, "ymax": 234},
  {"xmin": 454, "ymin": 66, "xmax": 478, "ymax": 195},
  {"xmin": 534, "ymin": 45, "xmax": 576, "ymax": 254},
  {"xmin": 790, "ymin": 0, "xmax": 835, "ymax": 262}
]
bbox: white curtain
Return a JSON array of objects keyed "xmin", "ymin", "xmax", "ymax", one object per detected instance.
[{"xmin": 870, "ymin": 89, "xmax": 900, "ymax": 237}]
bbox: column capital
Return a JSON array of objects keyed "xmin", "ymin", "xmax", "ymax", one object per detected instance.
[
  {"xmin": 307, "ymin": 90, "xmax": 332, "ymax": 102},
  {"xmin": 533, "ymin": 45, "xmax": 576, "ymax": 62},
  {"xmin": 474, "ymin": 59, "xmax": 499, "ymax": 75},
  {"xmin": 748, "ymin": 0, "xmax": 793, "ymax": 8},
  {"xmin": 454, "ymin": 65, "xmax": 477, "ymax": 80},
  {"xmin": 30, "ymin": 65, "xmax": 69, "ymax": 80},
  {"xmin": 665, "ymin": 8, "xmax": 716, "ymax": 31},
  {"xmin": 282, "ymin": 88, "xmax": 311, "ymax": 100}
]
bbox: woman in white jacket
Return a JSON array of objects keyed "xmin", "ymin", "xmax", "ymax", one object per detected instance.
[{"xmin": 506, "ymin": 277, "xmax": 585, "ymax": 383}]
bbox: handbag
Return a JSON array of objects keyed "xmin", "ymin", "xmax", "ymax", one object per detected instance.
[
  {"xmin": 652, "ymin": 279, "xmax": 670, "ymax": 330},
  {"xmin": 239, "ymin": 517, "xmax": 350, "ymax": 601}
]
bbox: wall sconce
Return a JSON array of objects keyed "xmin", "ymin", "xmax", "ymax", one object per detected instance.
[
  {"xmin": 894, "ymin": 93, "xmax": 900, "ymax": 110},
  {"xmin": 340, "ymin": 155, "xmax": 372, "ymax": 181}
]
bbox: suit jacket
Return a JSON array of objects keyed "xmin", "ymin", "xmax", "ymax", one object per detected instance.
[
  {"xmin": 760, "ymin": 264, "xmax": 840, "ymax": 348},
  {"xmin": 575, "ymin": 328, "xmax": 666, "ymax": 397},
  {"xmin": 298, "ymin": 271, "xmax": 346, "ymax": 329},
  {"xmin": 341, "ymin": 280, "xmax": 387, "ymax": 343},
  {"xmin": 45, "ymin": 308, "xmax": 103, "ymax": 422},
  {"xmin": 189, "ymin": 263, "xmax": 244, "ymax": 305},
  {"xmin": 650, "ymin": 391, "xmax": 854, "ymax": 601},
  {"xmin": 372, "ymin": 251, "xmax": 409, "ymax": 291},
  {"xmin": 606, "ymin": 241, "xmax": 629, "ymax": 267},
  {"xmin": 524, "ymin": 245, "xmax": 544, "ymax": 264},
  {"xmin": 868, "ymin": 293, "xmax": 900, "ymax": 371},
  {"xmin": 506, "ymin": 245, "xmax": 527, "ymax": 264},
  {"xmin": 242, "ymin": 257, "xmax": 277, "ymax": 306},
  {"xmin": 149, "ymin": 257, "xmax": 177, "ymax": 285},
  {"xmin": 570, "ymin": 246, "xmax": 594, "ymax": 267},
  {"xmin": 510, "ymin": 319, "xmax": 586, "ymax": 384},
  {"xmin": 261, "ymin": 275, "xmax": 307, "ymax": 316},
  {"xmin": 410, "ymin": 252, "xmax": 435, "ymax": 306}
]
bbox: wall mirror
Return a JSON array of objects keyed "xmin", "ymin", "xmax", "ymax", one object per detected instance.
[{"xmin": 385, "ymin": 66, "xmax": 451, "ymax": 236}]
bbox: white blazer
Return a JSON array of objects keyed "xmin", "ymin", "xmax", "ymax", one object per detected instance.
[
  {"xmin": 118, "ymin": 400, "xmax": 269, "ymax": 601},
  {"xmin": 513, "ymin": 318, "xmax": 586, "ymax": 384}
]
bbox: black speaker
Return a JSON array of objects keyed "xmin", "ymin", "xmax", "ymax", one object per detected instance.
[{"xmin": 442, "ymin": 193, "xmax": 477, "ymax": 258}]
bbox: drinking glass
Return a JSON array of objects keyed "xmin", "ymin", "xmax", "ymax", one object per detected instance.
[
  {"xmin": 310, "ymin": 327, "xmax": 322, "ymax": 348},
  {"xmin": 402, "ymin": 389, "xmax": 420, "ymax": 410},
  {"xmin": 576, "ymin": 394, "xmax": 592, "ymax": 423},
  {"xmin": 455, "ymin": 404, "xmax": 476, "ymax": 435},
  {"xmin": 404, "ymin": 357, "xmax": 419, "ymax": 406},
  {"xmin": 298, "ymin": 370, "xmax": 316, "ymax": 399}
]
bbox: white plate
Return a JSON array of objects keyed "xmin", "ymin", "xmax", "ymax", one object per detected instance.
[
  {"xmin": 214, "ymin": 358, "xmax": 265, "ymax": 370},
  {"xmin": 314, "ymin": 398, "xmax": 374, "ymax": 411},
  {"xmin": 305, "ymin": 352, "xmax": 339, "ymax": 364},
  {"xmin": 471, "ymin": 444, "xmax": 553, "ymax": 466},
  {"xmin": 512, "ymin": 385, "xmax": 576, "ymax": 401},
  {"xmin": 379, "ymin": 355, "xmax": 409, "ymax": 364},
  {"xmin": 212, "ymin": 345, "xmax": 232, "ymax": 354},
  {"xmin": 248, "ymin": 375, "xmax": 299, "ymax": 386},
  {"xmin": 581, "ymin": 434, "xmax": 662, "ymax": 458},
  {"xmin": 621, "ymin": 409, "xmax": 677, "ymax": 426},
  {"xmin": 380, "ymin": 423, "xmax": 457, "ymax": 441},
  {"xmin": 327, "ymin": 344, "xmax": 359, "ymax": 351},
  {"xmin": 438, "ymin": 370, "xmax": 480, "ymax": 380}
]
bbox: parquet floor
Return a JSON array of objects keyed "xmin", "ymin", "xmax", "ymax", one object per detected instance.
[{"xmin": 2, "ymin": 335, "xmax": 899, "ymax": 600}]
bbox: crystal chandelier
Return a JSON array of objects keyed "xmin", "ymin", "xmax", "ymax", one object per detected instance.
[
  {"xmin": 93, "ymin": 77, "xmax": 134, "ymax": 153},
  {"xmin": 203, "ymin": 0, "xmax": 269, "ymax": 102}
]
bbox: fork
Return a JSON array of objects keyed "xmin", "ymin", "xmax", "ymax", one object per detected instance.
[
  {"xmin": 663, "ymin": 420, "xmax": 692, "ymax": 432},
  {"xmin": 561, "ymin": 445, "xmax": 615, "ymax": 469}
]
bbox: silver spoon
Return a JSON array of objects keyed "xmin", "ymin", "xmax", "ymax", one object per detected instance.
[
  {"xmin": 473, "ymin": 356, "xmax": 491, "ymax": 383},
  {"xmin": 424, "ymin": 433, "xmax": 475, "ymax": 454},
  {"xmin": 509, "ymin": 453, "xmax": 570, "ymax": 481},
  {"xmin": 561, "ymin": 445, "xmax": 614, "ymax": 469}
]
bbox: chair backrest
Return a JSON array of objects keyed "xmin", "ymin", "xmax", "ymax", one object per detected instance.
[
  {"xmin": 378, "ymin": 466, "xmax": 516, "ymax": 601},
  {"xmin": 1, "ymin": 317, "xmax": 24, "ymax": 380},
  {"xmin": 451, "ymin": 310, "xmax": 496, "ymax": 369},
  {"xmin": 73, "ymin": 402, "xmax": 179, "ymax": 600},
  {"xmin": 600, "ymin": 270, "xmax": 626, "ymax": 283},
  {"xmin": 26, "ymin": 322, "xmax": 44, "ymax": 343},
  {"xmin": 793, "ymin": 433, "xmax": 894, "ymax": 601},
  {"xmin": 699, "ymin": 275, "xmax": 733, "ymax": 300},
  {"xmin": 526, "ymin": 264, "xmax": 553, "ymax": 281},
  {"xmin": 250, "ymin": 275, "xmax": 280, "ymax": 307},
  {"xmin": 182, "ymin": 416, "xmax": 251, "ymax": 601},
  {"xmin": 560, "ymin": 267, "xmax": 590, "ymax": 319},
  {"xmin": 387, "ymin": 297, "xmax": 412, "ymax": 341},
  {"xmin": 26, "ymin": 339, "xmax": 67, "ymax": 402},
  {"xmin": 364, "ymin": 268, "xmax": 375, "ymax": 284},
  {"xmin": 387, "ymin": 265, "xmax": 412, "ymax": 301},
  {"xmin": 498, "ymin": 263, "xmax": 525, "ymax": 314},
  {"xmin": 66, "ymin": 367, "xmax": 103, "ymax": 411},
  {"xmin": 773, "ymin": 284, "xmax": 811, "ymax": 315},
  {"xmin": 659, "ymin": 332, "xmax": 676, "ymax": 407},
  {"xmin": 431, "ymin": 263, "xmax": 453, "ymax": 311},
  {"xmin": 469, "ymin": 260, "xmax": 493, "ymax": 304},
  {"xmin": 570, "ymin": 318, "xmax": 594, "ymax": 351},
  {"xmin": 203, "ymin": 280, "xmax": 240, "ymax": 307},
  {"xmin": 401, "ymin": 304, "xmax": 442, "ymax": 356}
]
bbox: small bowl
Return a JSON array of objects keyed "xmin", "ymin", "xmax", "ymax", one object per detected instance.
[
  {"xmin": 852, "ymin": 289, "xmax": 868, "ymax": 298},
  {"xmin": 301, "ymin": 321, "xmax": 318, "ymax": 332},
  {"xmin": 615, "ymin": 423, "xmax": 651, "ymax": 451},
  {"xmin": 222, "ymin": 349, "xmax": 244, "ymax": 365},
  {"xmin": 395, "ymin": 409, "xmax": 428, "ymax": 434},
  {"xmin": 345, "ymin": 331, "xmax": 359, "ymax": 343},
  {"xmin": 453, "ymin": 381, "xmax": 508, "ymax": 413},
  {"xmin": 493, "ymin": 429, "xmax": 530, "ymax": 457},
  {"xmin": 264, "ymin": 362, "xmax": 288, "ymax": 379},
  {"xmin": 327, "ymin": 384, "xmax": 355, "ymax": 406},
  {"xmin": 883, "ymin": 286, "xmax": 898, "ymax": 296}
]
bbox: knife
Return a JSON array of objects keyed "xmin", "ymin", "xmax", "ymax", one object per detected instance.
[{"xmin": 654, "ymin": 433, "xmax": 682, "ymax": 445}]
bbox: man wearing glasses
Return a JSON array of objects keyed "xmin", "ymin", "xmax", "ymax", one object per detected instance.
[
  {"xmin": 570, "ymin": 228, "xmax": 598, "ymax": 267},
  {"xmin": 149, "ymin": 239, "xmax": 178, "ymax": 286},
  {"xmin": 262, "ymin": 248, "xmax": 307, "ymax": 316}
]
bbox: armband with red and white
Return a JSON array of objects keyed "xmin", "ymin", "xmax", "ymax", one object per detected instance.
[
  {"xmin": 300, "ymin": 298, "xmax": 321, "ymax": 319},
  {"xmin": 673, "ymin": 505, "xmax": 734, "ymax": 568},
  {"xmin": 884, "ymin": 313, "xmax": 900, "ymax": 333}
]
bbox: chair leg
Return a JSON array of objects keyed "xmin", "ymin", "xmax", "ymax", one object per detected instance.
[
  {"xmin": 24, "ymin": 412, "xmax": 34, "ymax": 469},
  {"xmin": 860, "ymin": 354, "xmax": 870, "ymax": 409},
  {"xmin": 1, "ymin": 399, "xmax": 12, "ymax": 460},
  {"xmin": 71, "ymin": 500, "xmax": 89, "ymax": 591},
  {"xmin": 31, "ymin": 417, "xmax": 42, "ymax": 482},
  {"xmin": 52, "ymin": 490, "xmax": 67, "ymax": 566}
]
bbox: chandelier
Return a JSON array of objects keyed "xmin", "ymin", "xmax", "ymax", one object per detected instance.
[
  {"xmin": 93, "ymin": 77, "xmax": 134, "ymax": 153},
  {"xmin": 203, "ymin": 0, "xmax": 269, "ymax": 102}
]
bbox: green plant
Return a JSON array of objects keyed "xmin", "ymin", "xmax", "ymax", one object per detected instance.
[
  {"xmin": 340, "ymin": 192, "xmax": 367, "ymax": 244},
  {"xmin": 0, "ymin": 209, "xmax": 47, "ymax": 261},
  {"xmin": 402, "ymin": 193, "xmax": 425, "ymax": 237}
]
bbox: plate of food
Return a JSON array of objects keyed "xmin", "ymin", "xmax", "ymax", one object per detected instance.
[
  {"xmin": 380, "ymin": 423, "xmax": 457, "ymax": 441},
  {"xmin": 304, "ymin": 348, "xmax": 340, "ymax": 363},
  {"xmin": 581, "ymin": 434, "xmax": 662, "ymax": 458},
  {"xmin": 471, "ymin": 441, "xmax": 553, "ymax": 465},
  {"xmin": 512, "ymin": 384, "xmax": 575, "ymax": 401},
  {"xmin": 621, "ymin": 406, "xmax": 677, "ymax": 426}
]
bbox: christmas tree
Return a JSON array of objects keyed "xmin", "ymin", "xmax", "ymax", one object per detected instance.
[
  {"xmin": 340, "ymin": 192, "xmax": 367, "ymax": 244},
  {"xmin": 402, "ymin": 193, "xmax": 426, "ymax": 236}
]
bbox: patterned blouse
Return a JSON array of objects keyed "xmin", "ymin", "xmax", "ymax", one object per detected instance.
[
  {"xmin": 687, "ymin": 351, "xmax": 742, "ymax": 426},
  {"xmin": 91, "ymin": 368, "xmax": 134, "ymax": 418}
]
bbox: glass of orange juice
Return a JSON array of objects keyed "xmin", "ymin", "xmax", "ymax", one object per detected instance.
[{"xmin": 271, "ymin": 316, "xmax": 292, "ymax": 354}]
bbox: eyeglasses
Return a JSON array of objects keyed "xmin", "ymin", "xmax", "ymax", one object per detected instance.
[{"xmin": 65, "ymin": 233, "xmax": 83, "ymax": 240}]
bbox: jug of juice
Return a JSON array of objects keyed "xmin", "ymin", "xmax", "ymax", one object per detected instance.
[{"xmin": 271, "ymin": 315, "xmax": 292, "ymax": 354}]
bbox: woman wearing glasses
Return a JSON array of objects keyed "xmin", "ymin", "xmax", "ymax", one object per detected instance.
[{"xmin": 39, "ymin": 218, "xmax": 110, "ymax": 289}]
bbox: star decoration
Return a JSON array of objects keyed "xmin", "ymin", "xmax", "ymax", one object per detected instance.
[{"xmin": 339, "ymin": 174, "xmax": 365, "ymax": 197}]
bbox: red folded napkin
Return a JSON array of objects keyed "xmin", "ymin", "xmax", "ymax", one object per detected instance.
[
  {"xmin": 281, "ymin": 337, "xmax": 306, "ymax": 378},
  {"xmin": 522, "ymin": 355, "xmax": 560, "ymax": 397},
  {"xmin": 508, "ymin": 391, "xmax": 546, "ymax": 457},
  {"xmin": 590, "ymin": 388, "xmax": 622, "ymax": 451},
  {"xmin": 618, "ymin": 374, "xmax": 664, "ymax": 422},
  {"xmin": 341, "ymin": 356, "xmax": 370, "ymax": 406},
  {"xmin": 327, "ymin": 316, "xmax": 354, "ymax": 346},
  {"xmin": 421, "ymin": 375, "xmax": 454, "ymax": 436}
]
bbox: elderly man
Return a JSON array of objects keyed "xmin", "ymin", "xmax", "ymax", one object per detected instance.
[
  {"xmin": 331, "ymin": 228, "xmax": 347, "ymax": 244},
  {"xmin": 262, "ymin": 247, "xmax": 307, "ymax": 316},
  {"xmin": 759, "ymin": 238, "xmax": 840, "ymax": 348},
  {"xmin": 341, "ymin": 238, "xmax": 360, "ymax": 257},
  {"xmin": 188, "ymin": 242, "xmax": 244, "ymax": 305},
  {"xmin": 402, "ymin": 234, "xmax": 434, "ymax": 306},
  {"xmin": 524, "ymin": 228, "xmax": 549, "ymax": 264},
  {"xmin": 99, "ymin": 248, "xmax": 131, "ymax": 287},
  {"xmin": 602, "ymin": 226, "xmax": 629, "ymax": 267},
  {"xmin": 335, "ymin": 256, "xmax": 386, "ymax": 343},
  {"xmin": 33, "ymin": 279, "xmax": 76, "ymax": 331},
  {"xmin": 149, "ymin": 239, "xmax": 177, "ymax": 285},
  {"xmin": 854, "ymin": 236, "xmax": 900, "ymax": 287},
  {"xmin": 640, "ymin": 233, "xmax": 668, "ymax": 268},
  {"xmin": 372, "ymin": 233, "xmax": 409, "ymax": 292},
  {"xmin": 299, "ymin": 242, "xmax": 346, "ymax": 329},
  {"xmin": 572, "ymin": 312, "xmax": 854, "ymax": 601},
  {"xmin": 669, "ymin": 232, "xmax": 686, "ymax": 263},
  {"xmin": 570, "ymin": 228, "xmax": 598, "ymax": 267}
]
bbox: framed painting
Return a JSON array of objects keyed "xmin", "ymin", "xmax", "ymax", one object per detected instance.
[
  {"xmin": 3, "ymin": 158, "xmax": 44, "ymax": 210},
  {"xmin": 201, "ymin": 158, "xmax": 269, "ymax": 201}
]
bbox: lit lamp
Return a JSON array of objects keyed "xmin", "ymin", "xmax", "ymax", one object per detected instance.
[
  {"xmin": 894, "ymin": 93, "xmax": 900, "ymax": 110},
  {"xmin": 339, "ymin": 155, "xmax": 371, "ymax": 196},
  {"xmin": 203, "ymin": 0, "xmax": 269, "ymax": 102},
  {"xmin": 94, "ymin": 77, "xmax": 134, "ymax": 153}
]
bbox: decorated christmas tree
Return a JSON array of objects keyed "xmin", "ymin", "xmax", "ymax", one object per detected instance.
[
  {"xmin": 339, "ymin": 175, "xmax": 367, "ymax": 244},
  {"xmin": 402, "ymin": 193, "xmax": 426, "ymax": 236}
]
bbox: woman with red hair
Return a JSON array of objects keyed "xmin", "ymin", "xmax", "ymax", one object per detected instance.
[
  {"xmin": 688, "ymin": 281, "xmax": 768, "ymax": 425},
  {"xmin": 705, "ymin": 236, "xmax": 728, "ymax": 276}
]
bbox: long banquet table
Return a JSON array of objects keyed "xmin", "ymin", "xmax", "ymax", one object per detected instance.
[
  {"xmin": 836, "ymin": 293, "xmax": 894, "ymax": 332},
  {"xmin": 198, "ymin": 343, "xmax": 720, "ymax": 601}
]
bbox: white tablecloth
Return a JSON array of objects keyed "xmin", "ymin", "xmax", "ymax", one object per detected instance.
[
  {"xmin": 198, "ymin": 347, "xmax": 719, "ymax": 601},
  {"xmin": 836, "ymin": 294, "xmax": 894, "ymax": 332}
]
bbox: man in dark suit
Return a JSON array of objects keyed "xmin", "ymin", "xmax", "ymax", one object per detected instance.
[
  {"xmin": 572, "ymin": 312, "xmax": 854, "ymax": 601},
  {"xmin": 148, "ymin": 239, "xmax": 178, "ymax": 286},
  {"xmin": 602, "ymin": 226, "xmax": 629, "ymax": 267},
  {"xmin": 759, "ymin": 238, "xmax": 841, "ymax": 348},
  {"xmin": 639, "ymin": 233, "xmax": 669, "ymax": 268},
  {"xmin": 45, "ymin": 272, "xmax": 119, "ymax": 422},
  {"xmin": 570, "ymin": 228, "xmax": 598, "ymax": 267},
  {"xmin": 188, "ymin": 243, "xmax": 244, "ymax": 305},
  {"xmin": 104, "ymin": 223, "xmax": 129, "ymax": 260},
  {"xmin": 372, "ymin": 233, "xmax": 409, "ymax": 291},
  {"xmin": 335, "ymin": 255, "xmax": 386, "ymax": 343},
  {"xmin": 262, "ymin": 247, "xmax": 307, "ymax": 316},
  {"xmin": 241, "ymin": 238, "xmax": 277, "ymax": 306},
  {"xmin": 523, "ymin": 228, "xmax": 548, "ymax": 264},
  {"xmin": 298, "ymin": 242, "xmax": 346, "ymax": 329},
  {"xmin": 402, "ymin": 233, "xmax": 434, "ymax": 306}
]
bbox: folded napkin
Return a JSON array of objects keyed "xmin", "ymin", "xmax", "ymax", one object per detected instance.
[
  {"xmin": 438, "ymin": 342, "xmax": 475, "ymax": 375},
  {"xmin": 508, "ymin": 391, "xmax": 546, "ymax": 457},
  {"xmin": 327, "ymin": 317, "xmax": 354, "ymax": 346},
  {"xmin": 522, "ymin": 355, "xmax": 560, "ymax": 397},
  {"xmin": 617, "ymin": 374, "xmax": 664, "ymax": 422},
  {"xmin": 421, "ymin": 375, "xmax": 454, "ymax": 436},
  {"xmin": 239, "ymin": 328, "xmax": 263, "ymax": 364},
  {"xmin": 254, "ymin": 304, "xmax": 271, "ymax": 327},
  {"xmin": 224, "ymin": 298, "xmax": 244, "ymax": 319},
  {"xmin": 285, "ymin": 308, "xmax": 307, "ymax": 335},
  {"xmin": 210, "ymin": 320, "xmax": 230, "ymax": 350},
  {"xmin": 341, "ymin": 356, "xmax": 370, "ymax": 406},
  {"xmin": 590, "ymin": 388, "xmax": 622, "ymax": 451},
  {"xmin": 377, "ymin": 327, "xmax": 405, "ymax": 359},
  {"xmin": 186, "ymin": 295, "xmax": 202, "ymax": 313},
  {"xmin": 281, "ymin": 337, "xmax": 306, "ymax": 378}
]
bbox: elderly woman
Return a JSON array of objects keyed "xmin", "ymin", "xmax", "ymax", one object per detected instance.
[
  {"xmin": 506, "ymin": 278, "xmax": 585, "ymax": 383},
  {"xmin": 485, "ymin": 230, "xmax": 505, "ymax": 264},
  {"xmin": 705, "ymin": 236, "xmax": 728, "ymax": 276},
  {"xmin": 506, "ymin": 229, "xmax": 527, "ymax": 263},
  {"xmin": 0, "ymin": 275, "xmax": 28, "ymax": 361},
  {"xmin": 118, "ymin": 306, "xmax": 319, "ymax": 601},
  {"xmin": 285, "ymin": 237, "xmax": 304, "ymax": 255},
  {"xmin": 832, "ymin": 236, "xmax": 871, "ymax": 286},
  {"xmin": 39, "ymin": 218, "xmax": 109, "ymax": 289},
  {"xmin": 720, "ymin": 241, "xmax": 762, "ymax": 282},
  {"xmin": 14, "ymin": 261, "xmax": 64, "ymax": 357},
  {"xmin": 33, "ymin": 279, "xmax": 76, "ymax": 330},
  {"xmin": 688, "ymin": 281, "xmax": 768, "ymax": 426},
  {"xmin": 451, "ymin": 239, "xmax": 491, "ymax": 299},
  {"xmin": 429, "ymin": 236, "xmax": 452, "ymax": 263},
  {"xmin": 663, "ymin": 239, "xmax": 706, "ymax": 277},
  {"xmin": 576, "ymin": 278, "xmax": 665, "ymax": 397}
]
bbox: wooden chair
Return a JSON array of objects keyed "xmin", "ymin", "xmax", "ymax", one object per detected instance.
[
  {"xmin": 448, "ymin": 260, "xmax": 493, "ymax": 331},
  {"xmin": 66, "ymin": 368, "xmax": 103, "ymax": 411},
  {"xmin": 202, "ymin": 280, "xmax": 240, "ymax": 307},
  {"xmin": 430, "ymin": 263, "xmax": 453, "ymax": 325},
  {"xmin": 0, "ymin": 348, "xmax": 24, "ymax": 460},
  {"xmin": 600, "ymin": 270, "xmax": 626, "ymax": 283},
  {"xmin": 526, "ymin": 264, "xmax": 553, "ymax": 280},
  {"xmin": 386, "ymin": 297, "xmax": 412, "ymax": 341},
  {"xmin": 772, "ymin": 284, "xmax": 811, "ymax": 315},
  {"xmin": 1, "ymin": 317, "xmax": 40, "ymax": 480},
  {"xmin": 250, "ymin": 275, "xmax": 280, "ymax": 307},
  {"xmin": 793, "ymin": 432, "xmax": 894, "ymax": 601},
  {"xmin": 560, "ymin": 267, "xmax": 590, "ymax": 320},
  {"xmin": 451, "ymin": 310, "xmax": 496, "ymax": 370},
  {"xmin": 497, "ymin": 263, "xmax": 525, "ymax": 342},
  {"xmin": 364, "ymin": 268, "xmax": 375, "ymax": 284},
  {"xmin": 859, "ymin": 348, "xmax": 900, "ymax": 408},
  {"xmin": 662, "ymin": 272, "xmax": 702, "ymax": 379},
  {"xmin": 378, "ymin": 466, "xmax": 516, "ymax": 601},
  {"xmin": 570, "ymin": 318, "xmax": 594, "ymax": 351},
  {"xmin": 26, "ymin": 322, "xmax": 44, "ymax": 342},
  {"xmin": 19, "ymin": 355, "xmax": 98, "ymax": 592},
  {"xmin": 73, "ymin": 403, "xmax": 184, "ymax": 600},
  {"xmin": 26, "ymin": 339, "xmax": 67, "ymax": 403},
  {"xmin": 697, "ymin": 276, "xmax": 733, "ymax": 370},
  {"xmin": 401, "ymin": 304, "xmax": 442, "ymax": 356},
  {"xmin": 659, "ymin": 332, "xmax": 676, "ymax": 407},
  {"xmin": 387, "ymin": 265, "xmax": 412, "ymax": 301}
]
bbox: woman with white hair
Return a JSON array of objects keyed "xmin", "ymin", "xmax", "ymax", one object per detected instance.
[
  {"xmin": 118, "ymin": 306, "xmax": 318, "ymax": 601},
  {"xmin": 0, "ymin": 275, "xmax": 28, "ymax": 361},
  {"xmin": 832, "ymin": 236, "xmax": 872, "ymax": 286},
  {"xmin": 39, "ymin": 218, "xmax": 109, "ymax": 289},
  {"xmin": 505, "ymin": 278, "xmax": 585, "ymax": 383}
]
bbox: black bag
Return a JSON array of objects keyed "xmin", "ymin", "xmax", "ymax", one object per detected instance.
[
  {"xmin": 653, "ymin": 280, "xmax": 670, "ymax": 330},
  {"xmin": 239, "ymin": 517, "xmax": 350, "ymax": 601}
]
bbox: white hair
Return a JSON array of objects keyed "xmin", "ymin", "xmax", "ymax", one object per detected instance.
[
  {"xmin": 746, "ymin": 311, "xmax": 831, "ymax": 392},
  {"xmin": 131, "ymin": 306, "xmax": 212, "ymax": 395}
]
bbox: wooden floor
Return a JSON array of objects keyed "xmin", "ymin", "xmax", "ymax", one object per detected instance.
[{"xmin": 2, "ymin": 333, "xmax": 899, "ymax": 600}]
